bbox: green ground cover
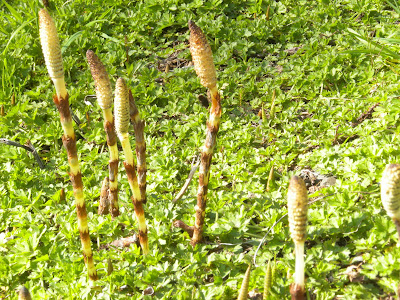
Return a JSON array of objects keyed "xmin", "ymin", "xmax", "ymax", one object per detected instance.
[{"xmin": 1, "ymin": 0, "xmax": 400, "ymax": 298}]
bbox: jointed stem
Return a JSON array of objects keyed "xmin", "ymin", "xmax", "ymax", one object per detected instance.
[
  {"xmin": 120, "ymin": 132, "xmax": 149, "ymax": 255},
  {"xmin": 191, "ymin": 86, "xmax": 221, "ymax": 246}
]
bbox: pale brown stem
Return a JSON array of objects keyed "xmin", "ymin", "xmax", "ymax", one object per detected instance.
[{"xmin": 191, "ymin": 86, "xmax": 221, "ymax": 246}]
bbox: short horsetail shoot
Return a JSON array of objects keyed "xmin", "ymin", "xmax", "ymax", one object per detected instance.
[
  {"xmin": 287, "ymin": 176, "xmax": 308, "ymax": 299},
  {"xmin": 237, "ymin": 264, "xmax": 251, "ymax": 300},
  {"xmin": 86, "ymin": 50, "xmax": 120, "ymax": 218},
  {"xmin": 38, "ymin": 8, "xmax": 97, "ymax": 281},
  {"xmin": 114, "ymin": 78, "xmax": 149, "ymax": 255},
  {"xmin": 18, "ymin": 286, "xmax": 31, "ymax": 300},
  {"xmin": 380, "ymin": 164, "xmax": 400, "ymax": 297},
  {"xmin": 188, "ymin": 20, "xmax": 222, "ymax": 247}
]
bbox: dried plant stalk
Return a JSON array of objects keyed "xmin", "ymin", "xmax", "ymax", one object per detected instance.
[
  {"xmin": 18, "ymin": 286, "xmax": 31, "ymax": 300},
  {"xmin": 129, "ymin": 90, "xmax": 146, "ymax": 203},
  {"xmin": 86, "ymin": 50, "xmax": 119, "ymax": 217},
  {"xmin": 188, "ymin": 21, "xmax": 222, "ymax": 246},
  {"xmin": 381, "ymin": 164, "xmax": 400, "ymax": 297},
  {"xmin": 98, "ymin": 177, "xmax": 110, "ymax": 215},
  {"xmin": 287, "ymin": 176, "xmax": 308, "ymax": 300},
  {"xmin": 237, "ymin": 264, "xmax": 251, "ymax": 300},
  {"xmin": 39, "ymin": 8, "xmax": 97, "ymax": 281},
  {"xmin": 114, "ymin": 78, "xmax": 149, "ymax": 255}
]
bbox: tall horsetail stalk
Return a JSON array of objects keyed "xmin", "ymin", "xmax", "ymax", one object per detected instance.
[
  {"xmin": 287, "ymin": 176, "xmax": 308, "ymax": 300},
  {"xmin": 129, "ymin": 90, "xmax": 147, "ymax": 203},
  {"xmin": 188, "ymin": 20, "xmax": 222, "ymax": 246},
  {"xmin": 39, "ymin": 9, "xmax": 97, "ymax": 281},
  {"xmin": 381, "ymin": 164, "xmax": 400, "ymax": 297},
  {"xmin": 114, "ymin": 78, "xmax": 149, "ymax": 255},
  {"xmin": 86, "ymin": 50, "xmax": 120, "ymax": 217}
]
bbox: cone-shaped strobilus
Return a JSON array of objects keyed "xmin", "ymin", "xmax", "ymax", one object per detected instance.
[
  {"xmin": 18, "ymin": 286, "xmax": 31, "ymax": 300},
  {"xmin": 38, "ymin": 9, "xmax": 97, "ymax": 281},
  {"xmin": 188, "ymin": 20, "xmax": 222, "ymax": 247},
  {"xmin": 86, "ymin": 50, "xmax": 119, "ymax": 218},
  {"xmin": 129, "ymin": 90, "xmax": 147, "ymax": 203},
  {"xmin": 237, "ymin": 264, "xmax": 251, "ymax": 300},
  {"xmin": 381, "ymin": 164, "xmax": 400, "ymax": 298},
  {"xmin": 287, "ymin": 176, "xmax": 308, "ymax": 300},
  {"xmin": 114, "ymin": 78, "xmax": 149, "ymax": 255}
]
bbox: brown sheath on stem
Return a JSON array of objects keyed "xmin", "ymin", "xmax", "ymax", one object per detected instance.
[
  {"xmin": 188, "ymin": 21, "xmax": 221, "ymax": 246},
  {"xmin": 39, "ymin": 8, "xmax": 97, "ymax": 281},
  {"xmin": 86, "ymin": 50, "xmax": 119, "ymax": 218},
  {"xmin": 129, "ymin": 90, "xmax": 147, "ymax": 203},
  {"xmin": 115, "ymin": 78, "xmax": 149, "ymax": 254},
  {"xmin": 289, "ymin": 284, "xmax": 305, "ymax": 300}
]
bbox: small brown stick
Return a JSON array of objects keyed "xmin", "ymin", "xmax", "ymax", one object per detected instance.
[
  {"xmin": 39, "ymin": 9, "xmax": 97, "ymax": 281},
  {"xmin": 188, "ymin": 20, "xmax": 222, "ymax": 247},
  {"xmin": 351, "ymin": 102, "xmax": 380, "ymax": 127},
  {"xmin": 129, "ymin": 90, "xmax": 147, "ymax": 203},
  {"xmin": 86, "ymin": 50, "xmax": 119, "ymax": 217},
  {"xmin": 0, "ymin": 138, "xmax": 45, "ymax": 169},
  {"xmin": 173, "ymin": 220, "xmax": 194, "ymax": 237},
  {"xmin": 173, "ymin": 156, "xmax": 200, "ymax": 203}
]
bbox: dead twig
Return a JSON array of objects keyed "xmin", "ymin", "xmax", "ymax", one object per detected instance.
[
  {"xmin": 351, "ymin": 103, "xmax": 380, "ymax": 127},
  {"xmin": 173, "ymin": 155, "xmax": 200, "ymax": 203},
  {"xmin": 0, "ymin": 138, "xmax": 45, "ymax": 169}
]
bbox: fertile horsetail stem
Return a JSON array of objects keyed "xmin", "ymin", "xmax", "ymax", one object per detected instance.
[
  {"xmin": 263, "ymin": 259, "xmax": 272, "ymax": 299},
  {"xmin": 129, "ymin": 90, "xmax": 147, "ymax": 203},
  {"xmin": 86, "ymin": 50, "xmax": 119, "ymax": 218},
  {"xmin": 288, "ymin": 176, "xmax": 308, "ymax": 300},
  {"xmin": 381, "ymin": 164, "xmax": 400, "ymax": 297},
  {"xmin": 114, "ymin": 78, "xmax": 149, "ymax": 255},
  {"xmin": 237, "ymin": 264, "xmax": 251, "ymax": 300},
  {"xmin": 39, "ymin": 9, "xmax": 97, "ymax": 281},
  {"xmin": 18, "ymin": 286, "xmax": 31, "ymax": 300},
  {"xmin": 188, "ymin": 20, "xmax": 222, "ymax": 246}
]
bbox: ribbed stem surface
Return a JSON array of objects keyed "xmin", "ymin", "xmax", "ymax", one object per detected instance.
[
  {"xmin": 115, "ymin": 78, "xmax": 148, "ymax": 254},
  {"xmin": 129, "ymin": 90, "xmax": 147, "ymax": 203},
  {"xmin": 237, "ymin": 264, "xmax": 251, "ymax": 300},
  {"xmin": 39, "ymin": 8, "xmax": 97, "ymax": 282},
  {"xmin": 191, "ymin": 87, "xmax": 221, "ymax": 246},
  {"xmin": 86, "ymin": 50, "xmax": 119, "ymax": 217}
]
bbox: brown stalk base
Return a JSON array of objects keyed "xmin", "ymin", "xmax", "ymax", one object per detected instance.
[
  {"xmin": 173, "ymin": 220, "xmax": 194, "ymax": 238},
  {"xmin": 290, "ymin": 283, "xmax": 305, "ymax": 300},
  {"xmin": 191, "ymin": 90, "xmax": 221, "ymax": 246}
]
